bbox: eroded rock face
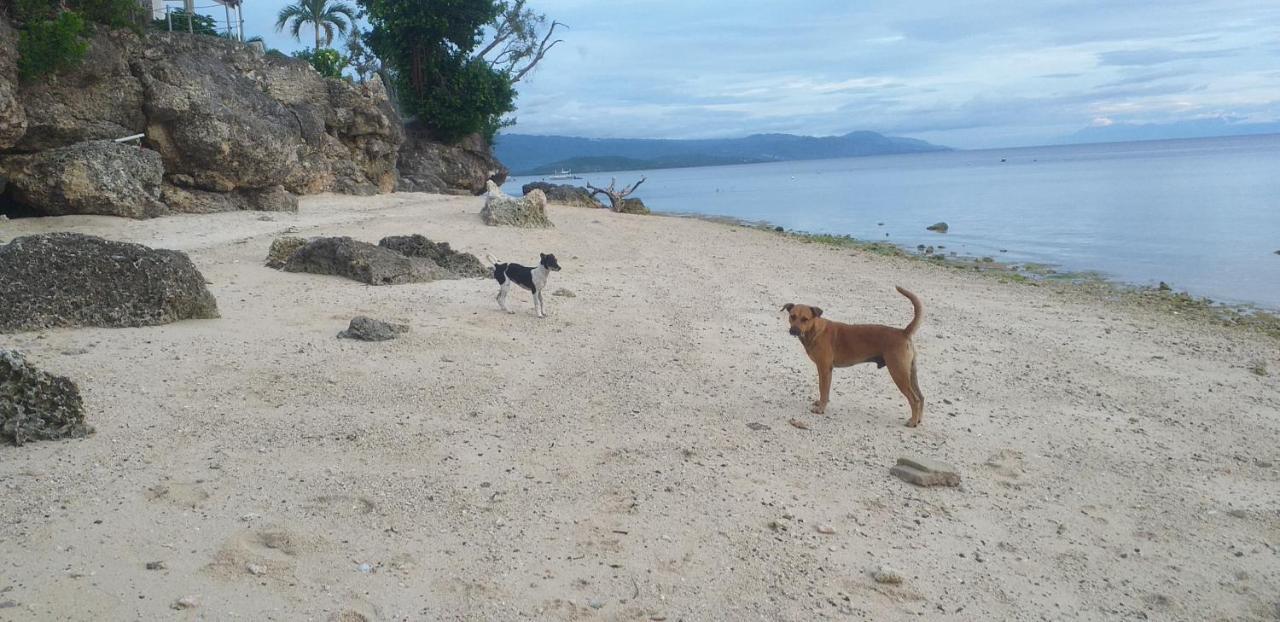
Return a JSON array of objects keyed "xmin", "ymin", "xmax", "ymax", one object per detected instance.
[
  {"xmin": 0, "ymin": 233, "xmax": 219, "ymax": 332},
  {"xmin": 480, "ymin": 181, "xmax": 552, "ymax": 228},
  {"xmin": 160, "ymin": 184, "xmax": 297, "ymax": 214},
  {"xmin": 1, "ymin": 140, "xmax": 166, "ymax": 218},
  {"xmin": 1, "ymin": 349, "xmax": 93, "ymax": 446},
  {"xmin": 265, "ymin": 236, "xmax": 308, "ymax": 269},
  {"xmin": 521, "ymin": 182, "xmax": 603, "ymax": 209},
  {"xmin": 617, "ymin": 197, "xmax": 651, "ymax": 215},
  {"xmin": 11, "ymin": 29, "xmax": 144, "ymax": 152},
  {"xmin": 282, "ymin": 236, "xmax": 448, "ymax": 285},
  {"xmin": 0, "ymin": 18, "xmax": 27, "ymax": 150},
  {"xmin": 398, "ymin": 127, "xmax": 507, "ymax": 195},
  {"xmin": 377, "ymin": 234, "xmax": 487, "ymax": 278}
]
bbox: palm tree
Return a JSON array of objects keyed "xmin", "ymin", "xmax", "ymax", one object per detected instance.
[{"xmin": 275, "ymin": 0, "xmax": 357, "ymax": 50}]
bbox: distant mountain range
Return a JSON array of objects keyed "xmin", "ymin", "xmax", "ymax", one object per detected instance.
[{"xmin": 494, "ymin": 131, "xmax": 950, "ymax": 175}]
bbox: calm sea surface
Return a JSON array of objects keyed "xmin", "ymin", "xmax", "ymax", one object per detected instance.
[{"xmin": 505, "ymin": 134, "xmax": 1280, "ymax": 309}]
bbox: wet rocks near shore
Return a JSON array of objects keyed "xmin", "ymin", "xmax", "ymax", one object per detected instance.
[
  {"xmin": 520, "ymin": 182, "xmax": 604, "ymax": 209},
  {"xmin": 926, "ymin": 222, "xmax": 949, "ymax": 233},
  {"xmin": 617, "ymin": 197, "xmax": 651, "ymax": 215},
  {"xmin": 0, "ymin": 233, "xmax": 219, "ymax": 332},
  {"xmin": 1, "ymin": 349, "xmax": 92, "ymax": 446},
  {"xmin": 481, "ymin": 181, "xmax": 552, "ymax": 228}
]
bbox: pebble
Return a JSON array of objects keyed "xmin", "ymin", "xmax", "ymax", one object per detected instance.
[
  {"xmin": 145, "ymin": 561, "xmax": 166, "ymax": 571},
  {"xmin": 552, "ymin": 289, "xmax": 576, "ymax": 298},
  {"xmin": 246, "ymin": 563, "xmax": 267, "ymax": 576},
  {"xmin": 590, "ymin": 599, "xmax": 604, "ymax": 610},
  {"xmin": 357, "ymin": 562, "xmax": 373, "ymax": 573},
  {"xmin": 872, "ymin": 566, "xmax": 903, "ymax": 584},
  {"xmin": 172, "ymin": 596, "xmax": 199, "ymax": 610},
  {"xmin": 890, "ymin": 456, "xmax": 961, "ymax": 487},
  {"xmin": 815, "ymin": 524, "xmax": 836, "ymax": 535}
]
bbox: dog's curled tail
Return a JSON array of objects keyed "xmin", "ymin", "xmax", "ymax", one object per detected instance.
[
  {"xmin": 485, "ymin": 254, "xmax": 500, "ymax": 266},
  {"xmin": 896, "ymin": 286, "xmax": 924, "ymax": 336}
]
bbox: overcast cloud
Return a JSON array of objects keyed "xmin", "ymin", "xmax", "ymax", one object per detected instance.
[{"xmin": 232, "ymin": 0, "xmax": 1280, "ymax": 148}]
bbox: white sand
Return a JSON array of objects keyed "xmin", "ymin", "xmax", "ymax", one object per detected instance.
[{"xmin": 1, "ymin": 193, "xmax": 1278, "ymax": 621}]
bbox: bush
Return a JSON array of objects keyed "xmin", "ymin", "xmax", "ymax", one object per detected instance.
[
  {"xmin": 293, "ymin": 47, "xmax": 349, "ymax": 79},
  {"xmin": 150, "ymin": 8, "xmax": 220, "ymax": 36},
  {"xmin": 17, "ymin": 11, "xmax": 89, "ymax": 82},
  {"xmin": 72, "ymin": 0, "xmax": 143, "ymax": 31}
]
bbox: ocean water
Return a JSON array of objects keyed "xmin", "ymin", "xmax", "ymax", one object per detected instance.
[{"xmin": 504, "ymin": 134, "xmax": 1280, "ymax": 309}]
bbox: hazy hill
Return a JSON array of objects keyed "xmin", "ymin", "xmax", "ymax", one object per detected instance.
[{"xmin": 495, "ymin": 131, "xmax": 950, "ymax": 175}]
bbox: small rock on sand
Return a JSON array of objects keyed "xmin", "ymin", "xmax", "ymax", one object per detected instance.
[
  {"xmin": 746, "ymin": 422, "xmax": 770, "ymax": 431},
  {"xmin": 891, "ymin": 456, "xmax": 961, "ymax": 487},
  {"xmin": 816, "ymin": 524, "xmax": 836, "ymax": 535},
  {"xmin": 788, "ymin": 418, "xmax": 810, "ymax": 430},
  {"xmin": 172, "ymin": 596, "xmax": 199, "ymax": 610},
  {"xmin": 872, "ymin": 566, "xmax": 903, "ymax": 584},
  {"xmin": 246, "ymin": 563, "xmax": 267, "ymax": 576},
  {"xmin": 145, "ymin": 561, "xmax": 166, "ymax": 570},
  {"xmin": 552, "ymin": 288, "xmax": 576, "ymax": 297},
  {"xmin": 338, "ymin": 316, "xmax": 409, "ymax": 342}
]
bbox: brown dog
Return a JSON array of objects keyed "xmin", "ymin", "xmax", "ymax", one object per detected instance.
[{"xmin": 782, "ymin": 286, "xmax": 925, "ymax": 426}]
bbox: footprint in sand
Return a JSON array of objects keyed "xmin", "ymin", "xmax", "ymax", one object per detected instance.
[
  {"xmin": 145, "ymin": 482, "xmax": 211, "ymax": 507},
  {"xmin": 206, "ymin": 526, "xmax": 323, "ymax": 581},
  {"xmin": 305, "ymin": 494, "xmax": 376, "ymax": 518}
]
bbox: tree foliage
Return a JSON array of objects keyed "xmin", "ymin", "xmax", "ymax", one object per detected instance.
[
  {"xmin": 275, "ymin": 0, "xmax": 357, "ymax": 50},
  {"xmin": 360, "ymin": 0, "xmax": 521, "ymax": 142},
  {"xmin": 12, "ymin": 0, "xmax": 142, "ymax": 82}
]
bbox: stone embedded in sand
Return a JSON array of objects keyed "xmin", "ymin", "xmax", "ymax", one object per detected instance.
[
  {"xmin": 337, "ymin": 316, "xmax": 409, "ymax": 342},
  {"xmin": 172, "ymin": 596, "xmax": 200, "ymax": 610},
  {"xmin": 552, "ymin": 288, "xmax": 576, "ymax": 298},
  {"xmin": 0, "ymin": 233, "xmax": 219, "ymax": 333},
  {"xmin": 872, "ymin": 565, "xmax": 903, "ymax": 584},
  {"xmin": 377, "ymin": 234, "xmax": 487, "ymax": 278},
  {"xmin": 283, "ymin": 236, "xmax": 447, "ymax": 285},
  {"xmin": 926, "ymin": 222, "xmax": 949, "ymax": 233},
  {"xmin": 1, "ymin": 349, "xmax": 93, "ymax": 446},
  {"xmin": 480, "ymin": 181, "xmax": 552, "ymax": 228},
  {"xmin": 890, "ymin": 456, "xmax": 960, "ymax": 487},
  {"xmin": 266, "ymin": 236, "xmax": 308, "ymax": 269}
]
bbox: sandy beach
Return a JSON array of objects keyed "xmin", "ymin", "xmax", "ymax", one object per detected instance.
[{"xmin": 1, "ymin": 193, "xmax": 1278, "ymax": 621}]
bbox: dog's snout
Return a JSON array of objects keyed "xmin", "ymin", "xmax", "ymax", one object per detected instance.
[{"xmin": 789, "ymin": 327, "xmax": 801, "ymax": 336}]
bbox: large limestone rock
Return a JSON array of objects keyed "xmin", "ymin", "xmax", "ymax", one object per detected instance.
[
  {"xmin": 521, "ymin": 182, "xmax": 603, "ymax": 208},
  {"xmin": 1, "ymin": 140, "xmax": 167, "ymax": 218},
  {"xmin": 1, "ymin": 350, "xmax": 92, "ymax": 446},
  {"xmin": 480, "ymin": 181, "xmax": 552, "ymax": 228},
  {"xmin": 377, "ymin": 234, "xmax": 487, "ymax": 278},
  {"xmin": 160, "ymin": 184, "xmax": 297, "ymax": 214},
  {"xmin": 398, "ymin": 127, "xmax": 507, "ymax": 195},
  {"xmin": 617, "ymin": 197, "xmax": 651, "ymax": 215},
  {"xmin": 0, "ymin": 18, "xmax": 27, "ymax": 150},
  {"xmin": 283, "ymin": 236, "xmax": 448, "ymax": 285},
  {"xmin": 11, "ymin": 29, "xmax": 144, "ymax": 152},
  {"xmin": 0, "ymin": 233, "xmax": 219, "ymax": 332}
]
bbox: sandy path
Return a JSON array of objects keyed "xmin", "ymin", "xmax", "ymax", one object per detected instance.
[{"xmin": 1, "ymin": 193, "xmax": 1278, "ymax": 621}]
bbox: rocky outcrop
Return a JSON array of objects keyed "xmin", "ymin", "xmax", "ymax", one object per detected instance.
[
  {"xmin": 521, "ymin": 182, "xmax": 603, "ymax": 208},
  {"xmin": 480, "ymin": 181, "xmax": 551, "ymax": 228},
  {"xmin": 926, "ymin": 222, "xmax": 949, "ymax": 233},
  {"xmin": 0, "ymin": 18, "xmax": 27, "ymax": 150},
  {"xmin": 377, "ymin": 234, "xmax": 487, "ymax": 278},
  {"xmin": 2, "ymin": 30, "xmax": 403, "ymax": 216},
  {"xmin": 283, "ymin": 236, "xmax": 448, "ymax": 285},
  {"xmin": 0, "ymin": 140, "xmax": 167, "ymax": 218},
  {"xmin": 1, "ymin": 349, "xmax": 93, "ymax": 446},
  {"xmin": 617, "ymin": 197, "xmax": 651, "ymax": 215},
  {"xmin": 0, "ymin": 233, "xmax": 219, "ymax": 332},
  {"xmin": 398, "ymin": 126, "xmax": 508, "ymax": 195},
  {"xmin": 337, "ymin": 316, "xmax": 409, "ymax": 341}
]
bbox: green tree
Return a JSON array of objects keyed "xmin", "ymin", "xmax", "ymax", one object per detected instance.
[
  {"xmin": 360, "ymin": 0, "xmax": 516, "ymax": 141},
  {"xmin": 151, "ymin": 9, "xmax": 220, "ymax": 36},
  {"xmin": 275, "ymin": 0, "xmax": 357, "ymax": 51},
  {"xmin": 292, "ymin": 47, "xmax": 349, "ymax": 79}
]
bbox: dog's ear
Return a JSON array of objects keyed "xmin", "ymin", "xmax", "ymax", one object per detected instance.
[
  {"xmin": 540, "ymin": 253, "xmax": 547, "ymax": 260},
  {"xmin": 781, "ymin": 303, "xmax": 794, "ymax": 311},
  {"xmin": 812, "ymin": 307, "xmax": 823, "ymax": 317}
]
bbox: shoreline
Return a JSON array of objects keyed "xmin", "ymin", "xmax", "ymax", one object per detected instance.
[{"xmin": 661, "ymin": 209, "xmax": 1280, "ymax": 340}]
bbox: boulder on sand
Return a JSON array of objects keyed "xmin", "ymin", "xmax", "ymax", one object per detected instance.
[
  {"xmin": 337, "ymin": 316, "xmax": 409, "ymax": 341},
  {"xmin": 377, "ymin": 234, "xmax": 487, "ymax": 278},
  {"xmin": 282, "ymin": 236, "xmax": 447, "ymax": 285},
  {"xmin": 520, "ymin": 182, "xmax": 603, "ymax": 209},
  {"xmin": 1, "ymin": 350, "xmax": 93, "ymax": 446},
  {"xmin": 265, "ymin": 236, "xmax": 308, "ymax": 269},
  {"xmin": 480, "ymin": 181, "xmax": 552, "ymax": 228},
  {"xmin": 617, "ymin": 197, "xmax": 651, "ymax": 215},
  {"xmin": 0, "ymin": 233, "xmax": 219, "ymax": 333},
  {"xmin": 0, "ymin": 140, "xmax": 167, "ymax": 218}
]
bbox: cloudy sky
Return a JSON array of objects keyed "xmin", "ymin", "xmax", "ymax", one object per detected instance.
[{"xmin": 232, "ymin": 0, "xmax": 1280, "ymax": 148}]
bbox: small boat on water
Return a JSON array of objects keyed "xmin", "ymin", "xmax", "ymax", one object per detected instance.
[{"xmin": 547, "ymin": 169, "xmax": 580, "ymax": 180}]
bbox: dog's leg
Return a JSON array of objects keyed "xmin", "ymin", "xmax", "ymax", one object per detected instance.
[
  {"xmin": 535, "ymin": 291, "xmax": 546, "ymax": 318},
  {"xmin": 811, "ymin": 363, "xmax": 832, "ymax": 414},
  {"xmin": 908, "ymin": 357, "xmax": 924, "ymax": 427},
  {"xmin": 497, "ymin": 282, "xmax": 514, "ymax": 314},
  {"xmin": 886, "ymin": 351, "xmax": 923, "ymax": 427}
]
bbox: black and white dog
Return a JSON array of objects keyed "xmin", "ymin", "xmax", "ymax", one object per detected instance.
[{"xmin": 486, "ymin": 253, "xmax": 562, "ymax": 318}]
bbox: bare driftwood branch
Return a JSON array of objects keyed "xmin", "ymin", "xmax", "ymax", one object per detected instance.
[
  {"xmin": 511, "ymin": 21, "xmax": 565, "ymax": 84},
  {"xmin": 586, "ymin": 176, "xmax": 646, "ymax": 211}
]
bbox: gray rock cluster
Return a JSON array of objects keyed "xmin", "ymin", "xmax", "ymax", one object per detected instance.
[
  {"xmin": 480, "ymin": 181, "xmax": 552, "ymax": 228},
  {"xmin": 276, "ymin": 234, "xmax": 486, "ymax": 285},
  {"xmin": 0, "ymin": 233, "xmax": 219, "ymax": 332},
  {"xmin": 337, "ymin": 316, "xmax": 409, "ymax": 341},
  {"xmin": 520, "ymin": 182, "xmax": 604, "ymax": 209},
  {"xmin": 397, "ymin": 125, "xmax": 508, "ymax": 196},
  {"xmin": 1, "ymin": 349, "xmax": 93, "ymax": 446}
]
